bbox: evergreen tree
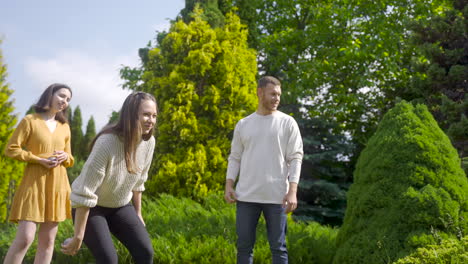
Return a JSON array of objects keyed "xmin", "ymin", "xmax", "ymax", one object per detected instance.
[
  {"xmin": 107, "ymin": 110, "xmax": 119, "ymax": 125},
  {"xmin": 334, "ymin": 101, "xmax": 468, "ymax": 263},
  {"xmin": 70, "ymin": 106, "xmax": 83, "ymax": 161},
  {"xmin": 122, "ymin": 9, "xmax": 257, "ymax": 199},
  {"xmin": 81, "ymin": 116, "xmax": 96, "ymax": 160},
  {"xmin": 180, "ymin": 0, "xmax": 225, "ymax": 27},
  {"xmin": 25, "ymin": 105, "xmax": 35, "ymax": 115},
  {"xmin": 401, "ymin": 0, "xmax": 467, "ymax": 158},
  {"xmin": 294, "ymin": 115, "xmax": 354, "ymax": 225},
  {"xmin": 0, "ymin": 43, "xmax": 24, "ymax": 222},
  {"xmin": 67, "ymin": 105, "xmax": 72, "ymax": 123}
]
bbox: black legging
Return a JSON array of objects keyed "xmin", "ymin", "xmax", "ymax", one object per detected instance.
[{"xmin": 73, "ymin": 204, "xmax": 154, "ymax": 264}]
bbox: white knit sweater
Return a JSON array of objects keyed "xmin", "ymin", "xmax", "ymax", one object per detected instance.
[
  {"xmin": 70, "ymin": 133, "xmax": 155, "ymax": 208},
  {"xmin": 226, "ymin": 111, "xmax": 303, "ymax": 204}
]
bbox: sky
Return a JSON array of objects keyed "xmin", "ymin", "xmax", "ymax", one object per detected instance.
[{"xmin": 1, "ymin": 0, "xmax": 185, "ymax": 131}]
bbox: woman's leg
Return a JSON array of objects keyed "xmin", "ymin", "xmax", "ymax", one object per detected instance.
[
  {"xmin": 34, "ymin": 221, "xmax": 58, "ymax": 264},
  {"xmin": 107, "ymin": 204, "xmax": 154, "ymax": 264},
  {"xmin": 3, "ymin": 221, "xmax": 37, "ymax": 264},
  {"xmin": 74, "ymin": 207, "xmax": 119, "ymax": 264}
]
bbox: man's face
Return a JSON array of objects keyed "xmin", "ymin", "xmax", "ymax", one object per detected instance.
[{"xmin": 258, "ymin": 84, "xmax": 281, "ymax": 113}]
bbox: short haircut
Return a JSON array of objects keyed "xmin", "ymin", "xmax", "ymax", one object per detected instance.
[{"xmin": 258, "ymin": 76, "xmax": 281, "ymax": 89}]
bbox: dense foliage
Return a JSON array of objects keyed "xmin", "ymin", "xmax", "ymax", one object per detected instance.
[
  {"xmin": 394, "ymin": 236, "xmax": 468, "ymax": 263},
  {"xmin": 0, "ymin": 194, "xmax": 338, "ymax": 263},
  {"xmin": 181, "ymin": 0, "xmax": 226, "ymax": 27},
  {"xmin": 224, "ymin": 0, "xmax": 458, "ymax": 225},
  {"xmin": 122, "ymin": 10, "xmax": 258, "ymax": 199},
  {"xmin": 0, "ymin": 43, "xmax": 23, "ymax": 222},
  {"xmin": 334, "ymin": 101, "xmax": 468, "ymax": 263},
  {"xmin": 399, "ymin": 0, "xmax": 467, "ymax": 158}
]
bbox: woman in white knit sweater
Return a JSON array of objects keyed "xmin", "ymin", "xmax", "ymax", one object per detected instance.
[{"xmin": 61, "ymin": 92, "xmax": 157, "ymax": 264}]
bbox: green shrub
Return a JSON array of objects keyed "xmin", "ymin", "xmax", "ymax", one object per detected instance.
[
  {"xmin": 0, "ymin": 193, "xmax": 338, "ymax": 263},
  {"xmin": 334, "ymin": 101, "xmax": 468, "ymax": 264},
  {"xmin": 288, "ymin": 220, "xmax": 338, "ymax": 264},
  {"xmin": 135, "ymin": 10, "xmax": 258, "ymax": 200},
  {"xmin": 393, "ymin": 236, "xmax": 468, "ymax": 264},
  {"xmin": 145, "ymin": 193, "xmax": 338, "ymax": 264}
]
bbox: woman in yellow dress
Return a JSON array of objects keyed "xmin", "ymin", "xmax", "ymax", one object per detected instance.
[{"xmin": 3, "ymin": 83, "xmax": 74, "ymax": 264}]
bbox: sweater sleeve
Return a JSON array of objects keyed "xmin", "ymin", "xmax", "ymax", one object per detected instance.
[
  {"xmin": 133, "ymin": 137, "xmax": 155, "ymax": 192},
  {"xmin": 70, "ymin": 135, "xmax": 110, "ymax": 208},
  {"xmin": 226, "ymin": 121, "xmax": 243, "ymax": 181},
  {"xmin": 286, "ymin": 118, "xmax": 303, "ymax": 183},
  {"xmin": 61, "ymin": 123, "xmax": 74, "ymax": 168},
  {"xmin": 4, "ymin": 116, "xmax": 41, "ymax": 163}
]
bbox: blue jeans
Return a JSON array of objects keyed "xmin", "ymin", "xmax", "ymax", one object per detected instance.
[{"xmin": 236, "ymin": 201, "xmax": 288, "ymax": 264}]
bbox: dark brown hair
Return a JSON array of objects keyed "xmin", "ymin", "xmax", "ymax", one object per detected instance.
[
  {"xmin": 34, "ymin": 83, "xmax": 72, "ymax": 123},
  {"xmin": 91, "ymin": 92, "xmax": 157, "ymax": 173},
  {"xmin": 258, "ymin": 76, "xmax": 281, "ymax": 89}
]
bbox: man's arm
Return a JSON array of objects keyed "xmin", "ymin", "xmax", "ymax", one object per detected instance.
[
  {"xmin": 225, "ymin": 122, "xmax": 243, "ymax": 203},
  {"xmin": 283, "ymin": 182, "xmax": 298, "ymax": 213},
  {"xmin": 224, "ymin": 179, "xmax": 237, "ymax": 203}
]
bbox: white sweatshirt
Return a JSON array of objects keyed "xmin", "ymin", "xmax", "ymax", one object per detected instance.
[{"xmin": 226, "ymin": 111, "xmax": 303, "ymax": 204}]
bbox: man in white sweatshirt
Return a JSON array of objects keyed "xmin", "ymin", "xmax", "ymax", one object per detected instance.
[{"xmin": 225, "ymin": 76, "xmax": 303, "ymax": 264}]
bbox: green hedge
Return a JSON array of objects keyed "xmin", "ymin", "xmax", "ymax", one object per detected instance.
[
  {"xmin": 0, "ymin": 193, "xmax": 338, "ymax": 263},
  {"xmin": 394, "ymin": 237, "xmax": 468, "ymax": 264}
]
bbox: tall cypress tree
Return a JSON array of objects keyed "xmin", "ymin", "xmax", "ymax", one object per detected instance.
[
  {"xmin": 107, "ymin": 110, "xmax": 119, "ymax": 126},
  {"xmin": 0, "ymin": 43, "xmax": 24, "ymax": 222},
  {"xmin": 82, "ymin": 116, "xmax": 96, "ymax": 160},
  {"xmin": 334, "ymin": 101, "xmax": 468, "ymax": 263},
  {"xmin": 70, "ymin": 106, "xmax": 83, "ymax": 161},
  {"xmin": 67, "ymin": 105, "xmax": 73, "ymax": 124}
]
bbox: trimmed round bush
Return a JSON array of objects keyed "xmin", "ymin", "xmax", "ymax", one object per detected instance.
[{"xmin": 333, "ymin": 101, "xmax": 468, "ymax": 264}]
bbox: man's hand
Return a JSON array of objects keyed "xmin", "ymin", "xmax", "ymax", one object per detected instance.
[
  {"xmin": 282, "ymin": 182, "xmax": 298, "ymax": 213},
  {"xmin": 224, "ymin": 179, "xmax": 237, "ymax": 203}
]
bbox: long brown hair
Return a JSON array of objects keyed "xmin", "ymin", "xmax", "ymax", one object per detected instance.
[
  {"xmin": 91, "ymin": 92, "xmax": 157, "ymax": 173},
  {"xmin": 34, "ymin": 83, "xmax": 72, "ymax": 123}
]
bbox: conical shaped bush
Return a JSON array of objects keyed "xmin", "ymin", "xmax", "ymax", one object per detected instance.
[{"xmin": 333, "ymin": 101, "xmax": 468, "ymax": 264}]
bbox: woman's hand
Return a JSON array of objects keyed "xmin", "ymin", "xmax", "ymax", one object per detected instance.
[
  {"xmin": 137, "ymin": 212, "xmax": 146, "ymax": 226},
  {"xmin": 38, "ymin": 158, "xmax": 58, "ymax": 169},
  {"xmin": 60, "ymin": 236, "xmax": 82, "ymax": 256},
  {"xmin": 53, "ymin": 150, "xmax": 68, "ymax": 164}
]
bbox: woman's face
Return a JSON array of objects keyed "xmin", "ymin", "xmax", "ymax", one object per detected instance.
[
  {"xmin": 50, "ymin": 88, "xmax": 72, "ymax": 114},
  {"xmin": 138, "ymin": 99, "xmax": 157, "ymax": 135}
]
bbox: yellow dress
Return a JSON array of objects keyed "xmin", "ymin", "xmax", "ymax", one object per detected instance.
[{"xmin": 4, "ymin": 113, "xmax": 74, "ymax": 223}]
